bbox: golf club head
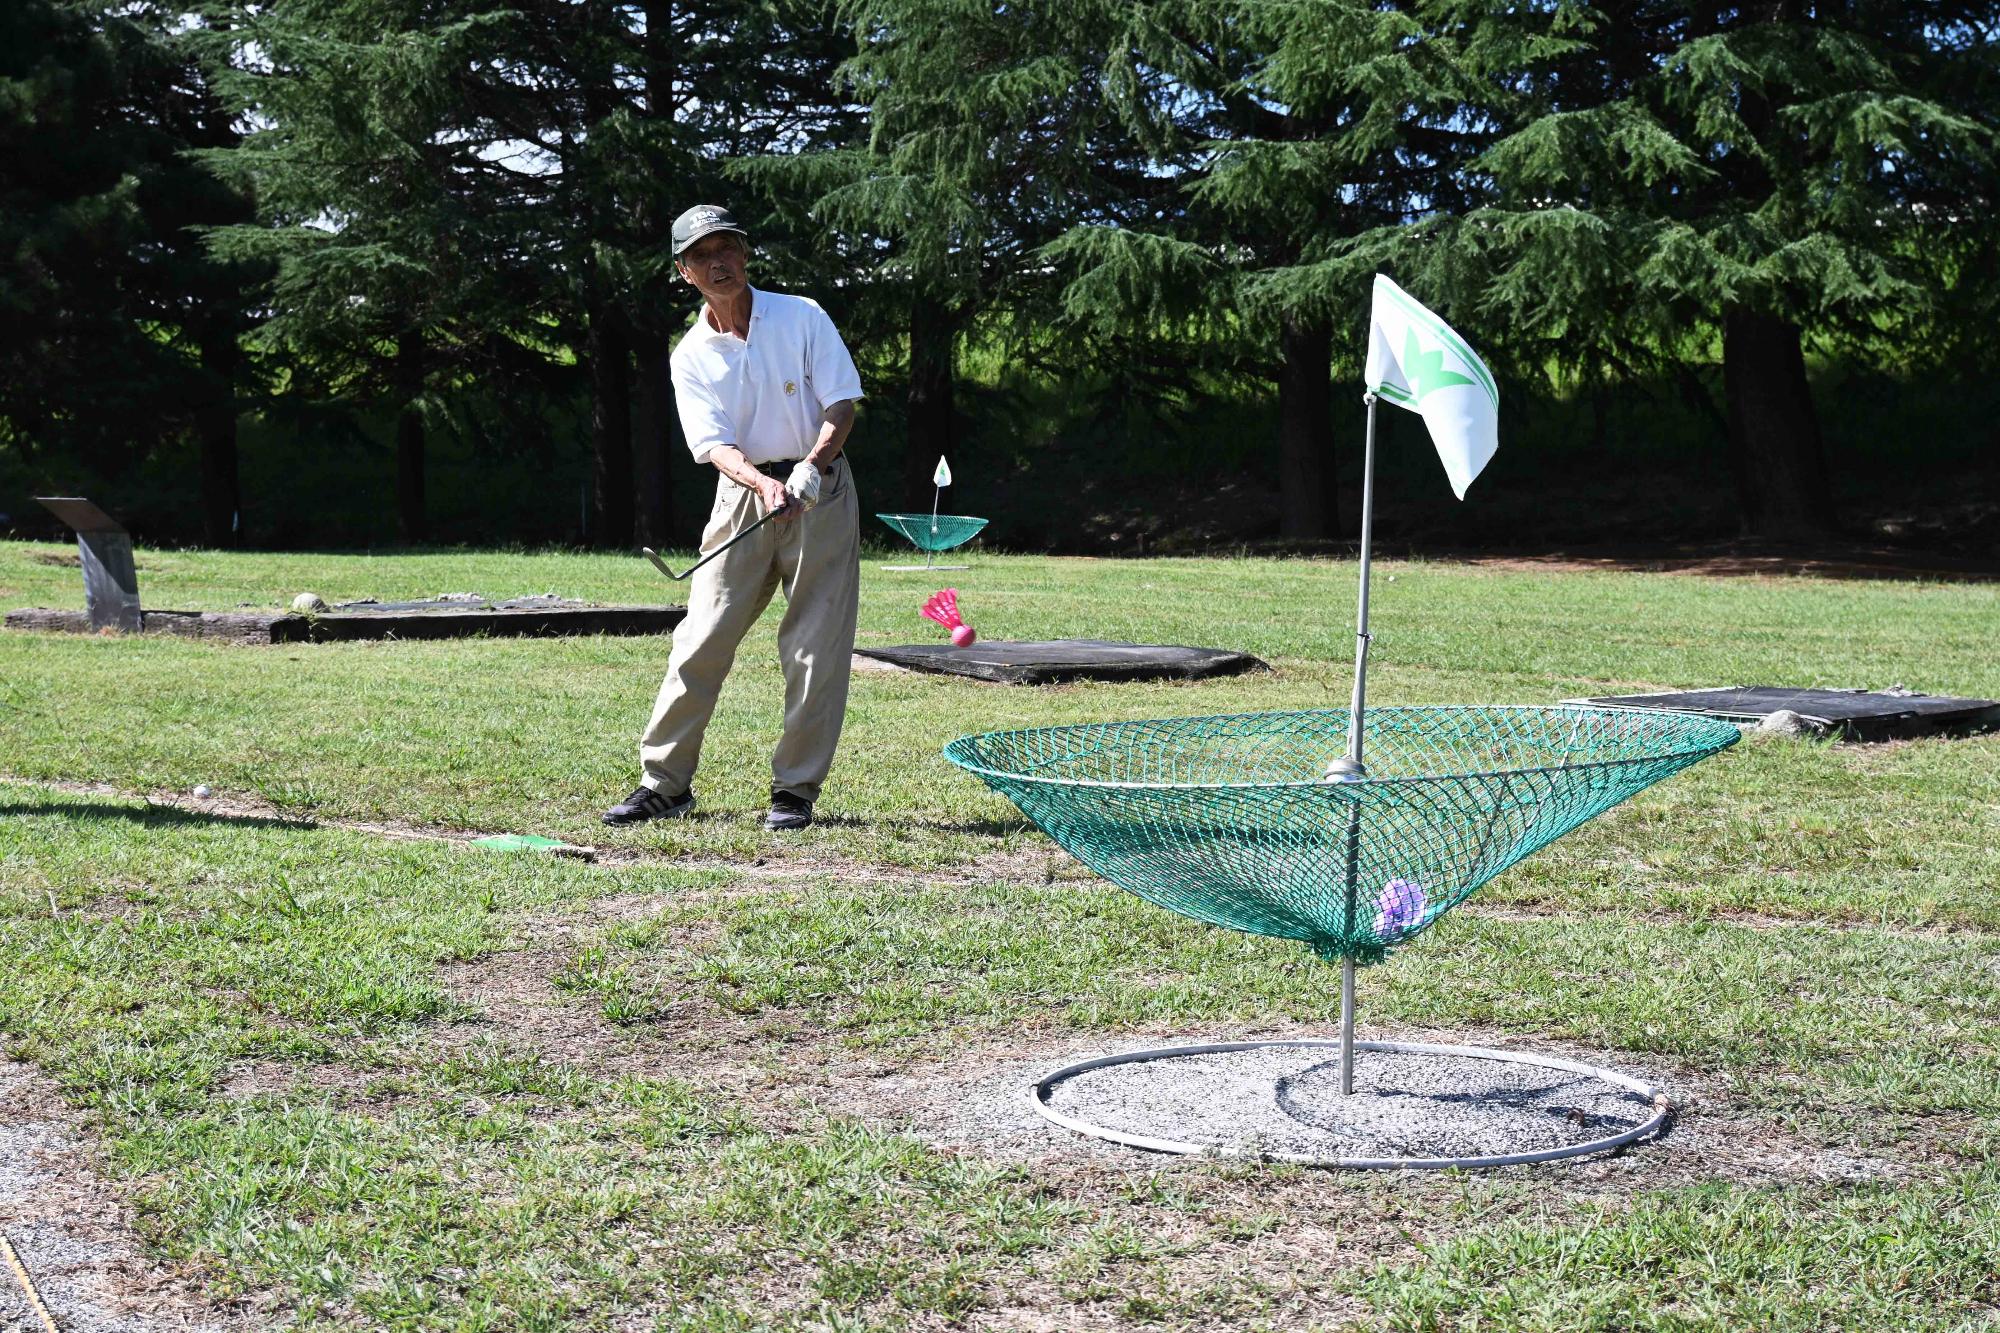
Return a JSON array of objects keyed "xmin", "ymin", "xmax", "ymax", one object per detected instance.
[{"xmin": 640, "ymin": 547, "xmax": 682, "ymax": 581}]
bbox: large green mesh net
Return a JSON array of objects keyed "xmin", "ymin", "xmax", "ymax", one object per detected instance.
[
  {"xmin": 876, "ymin": 512, "xmax": 990, "ymax": 553},
  {"xmin": 945, "ymin": 706, "xmax": 1739, "ymax": 964}
]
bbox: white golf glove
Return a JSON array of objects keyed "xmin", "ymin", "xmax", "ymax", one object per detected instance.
[{"xmin": 785, "ymin": 459, "xmax": 822, "ymax": 512}]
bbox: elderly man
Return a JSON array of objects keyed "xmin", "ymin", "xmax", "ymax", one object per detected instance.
[{"xmin": 603, "ymin": 204, "xmax": 863, "ymax": 832}]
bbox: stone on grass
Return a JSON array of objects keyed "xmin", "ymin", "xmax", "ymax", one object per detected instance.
[{"xmin": 1756, "ymin": 709, "xmax": 1820, "ymax": 736}]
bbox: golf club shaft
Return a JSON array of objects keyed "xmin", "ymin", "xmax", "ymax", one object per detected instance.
[{"xmin": 642, "ymin": 506, "xmax": 783, "ymax": 581}]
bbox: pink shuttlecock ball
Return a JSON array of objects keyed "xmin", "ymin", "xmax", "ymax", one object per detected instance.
[{"xmin": 921, "ymin": 587, "xmax": 976, "ymax": 646}]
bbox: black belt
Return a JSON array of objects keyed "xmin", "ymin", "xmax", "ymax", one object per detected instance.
[{"xmin": 752, "ymin": 457, "xmax": 834, "ymax": 478}]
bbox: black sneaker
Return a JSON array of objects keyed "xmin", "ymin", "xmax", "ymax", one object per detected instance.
[
  {"xmin": 764, "ymin": 790, "xmax": 814, "ymax": 831},
  {"xmin": 601, "ymin": 786, "xmax": 696, "ymax": 827}
]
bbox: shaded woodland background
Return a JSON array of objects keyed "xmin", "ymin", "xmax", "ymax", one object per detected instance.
[{"xmin": 5, "ymin": 1, "xmax": 1998, "ymax": 557}]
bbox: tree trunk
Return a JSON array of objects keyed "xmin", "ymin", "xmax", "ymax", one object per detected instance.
[
  {"xmin": 1722, "ymin": 305, "xmax": 1835, "ymax": 539},
  {"xmin": 907, "ymin": 291, "xmax": 956, "ymax": 507},
  {"xmin": 197, "ymin": 323, "xmax": 241, "ymax": 547},
  {"xmin": 589, "ymin": 299, "xmax": 634, "ymax": 548},
  {"xmin": 1277, "ymin": 315, "xmax": 1335, "ymax": 539},
  {"xmin": 395, "ymin": 328, "xmax": 426, "ymax": 544},
  {"xmin": 630, "ymin": 328, "xmax": 674, "ymax": 548}
]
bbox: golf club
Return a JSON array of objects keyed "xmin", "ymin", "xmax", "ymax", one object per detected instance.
[{"xmin": 641, "ymin": 506, "xmax": 783, "ymax": 581}]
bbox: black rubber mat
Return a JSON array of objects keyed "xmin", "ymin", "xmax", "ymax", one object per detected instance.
[
  {"xmin": 1571, "ymin": 686, "xmax": 2000, "ymax": 742},
  {"xmin": 855, "ymin": 639, "xmax": 1268, "ymax": 685}
]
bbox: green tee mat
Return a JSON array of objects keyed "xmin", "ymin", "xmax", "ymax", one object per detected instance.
[
  {"xmin": 875, "ymin": 512, "xmax": 989, "ymax": 553},
  {"xmin": 469, "ymin": 834, "xmax": 597, "ymax": 861},
  {"xmin": 946, "ymin": 705, "xmax": 1738, "ymax": 964}
]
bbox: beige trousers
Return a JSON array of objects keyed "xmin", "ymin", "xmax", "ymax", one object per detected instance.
[{"xmin": 638, "ymin": 456, "xmax": 860, "ymax": 803}]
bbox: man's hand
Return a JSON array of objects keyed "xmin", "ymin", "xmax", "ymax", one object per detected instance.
[
  {"xmin": 785, "ymin": 459, "xmax": 822, "ymax": 512},
  {"xmin": 755, "ymin": 474, "xmax": 796, "ymax": 520}
]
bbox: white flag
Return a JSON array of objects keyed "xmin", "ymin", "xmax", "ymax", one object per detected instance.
[
  {"xmin": 933, "ymin": 456, "xmax": 952, "ymax": 488},
  {"xmin": 1365, "ymin": 274, "xmax": 1498, "ymax": 500}
]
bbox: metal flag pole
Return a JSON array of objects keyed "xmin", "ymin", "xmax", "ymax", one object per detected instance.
[
  {"xmin": 1337, "ymin": 390, "xmax": 1381, "ymax": 1095},
  {"xmin": 926, "ymin": 481, "xmax": 942, "ymax": 571},
  {"xmin": 1349, "ymin": 391, "xmax": 1380, "ymax": 768}
]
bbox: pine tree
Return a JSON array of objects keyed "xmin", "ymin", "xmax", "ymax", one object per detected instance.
[
  {"xmin": 1333, "ymin": 1, "xmax": 2000, "ymax": 539},
  {"xmin": 1020, "ymin": 1, "xmax": 1454, "ymax": 539},
  {"xmin": 1, "ymin": 4, "xmax": 174, "ymax": 476},
  {"xmin": 128, "ymin": 2, "xmax": 265, "ymax": 546},
  {"xmin": 778, "ymin": 0, "xmax": 1176, "ymax": 506},
  {"xmin": 199, "ymin": 0, "xmax": 530, "ymax": 543},
  {"xmin": 446, "ymin": 0, "xmax": 858, "ymax": 546},
  {"xmin": 1, "ymin": 2, "xmax": 263, "ymax": 541}
]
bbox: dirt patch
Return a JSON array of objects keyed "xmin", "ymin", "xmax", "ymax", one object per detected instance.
[
  {"xmin": 409, "ymin": 920, "xmax": 1954, "ymax": 1329},
  {"xmin": 1457, "ymin": 541, "xmax": 2000, "ymax": 583},
  {"xmin": 217, "ymin": 1059, "xmax": 383, "ymax": 1102},
  {"xmin": 815, "ymin": 1023, "xmax": 1915, "ymax": 1193},
  {"xmin": 1455, "ymin": 899, "xmax": 1999, "ymax": 943},
  {"xmin": 776, "ymin": 1023, "xmax": 1923, "ymax": 1329},
  {"xmin": 414, "ymin": 913, "xmax": 1929, "ymax": 1196},
  {"xmin": 0, "ymin": 1062, "xmax": 265, "ymax": 1331},
  {"xmin": 428, "ymin": 895, "xmax": 801, "ymax": 1096}
]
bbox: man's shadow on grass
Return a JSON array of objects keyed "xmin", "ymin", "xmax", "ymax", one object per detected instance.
[
  {"xmin": 0, "ymin": 798, "xmax": 308, "ymax": 833},
  {"xmin": 608, "ymin": 809, "xmax": 1034, "ymax": 837}
]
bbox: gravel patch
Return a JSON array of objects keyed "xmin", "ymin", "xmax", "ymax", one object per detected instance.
[
  {"xmin": 1042, "ymin": 1042, "xmax": 1659, "ymax": 1164},
  {"xmin": 0, "ymin": 1062, "xmax": 246, "ymax": 1332},
  {"xmin": 848, "ymin": 1029, "xmax": 1917, "ymax": 1187}
]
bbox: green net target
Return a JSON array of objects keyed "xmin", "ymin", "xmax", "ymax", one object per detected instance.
[
  {"xmin": 945, "ymin": 705, "xmax": 1738, "ymax": 964},
  {"xmin": 876, "ymin": 512, "xmax": 989, "ymax": 553}
]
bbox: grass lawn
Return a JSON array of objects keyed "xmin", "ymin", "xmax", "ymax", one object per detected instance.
[{"xmin": 2, "ymin": 539, "xmax": 1997, "ymax": 1330}]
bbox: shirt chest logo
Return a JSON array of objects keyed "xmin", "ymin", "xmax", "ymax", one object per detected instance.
[{"xmin": 784, "ymin": 380, "xmax": 797, "ymax": 396}]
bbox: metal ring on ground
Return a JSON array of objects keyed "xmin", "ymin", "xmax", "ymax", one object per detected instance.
[{"xmin": 1031, "ymin": 1038, "xmax": 1671, "ymax": 1169}]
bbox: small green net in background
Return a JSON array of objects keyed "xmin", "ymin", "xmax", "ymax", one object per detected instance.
[
  {"xmin": 945, "ymin": 706, "xmax": 1739, "ymax": 964},
  {"xmin": 877, "ymin": 512, "xmax": 990, "ymax": 553}
]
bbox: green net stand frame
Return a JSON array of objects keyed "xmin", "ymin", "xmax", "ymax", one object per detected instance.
[
  {"xmin": 946, "ymin": 704, "xmax": 1738, "ymax": 1167},
  {"xmin": 876, "ymin": 512, "xmax": 989, "ymax": 571}
]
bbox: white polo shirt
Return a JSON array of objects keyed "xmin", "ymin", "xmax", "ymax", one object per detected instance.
[{"xmin": 669, "ymin": 286, "xmax": 865, "ymax": 465}]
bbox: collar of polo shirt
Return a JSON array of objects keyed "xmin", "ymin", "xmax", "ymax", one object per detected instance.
[{"xmin": 699, "ymin": 285, "xmax": 762, "ymax": 340}]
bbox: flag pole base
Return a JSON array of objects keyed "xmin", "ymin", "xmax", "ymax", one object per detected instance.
[{"xmin": 1029, "ymin": 1039, "xmax": 1671, "ymax": 1169}]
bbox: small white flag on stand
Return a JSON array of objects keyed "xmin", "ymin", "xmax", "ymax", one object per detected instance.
[
  {"xmin": 933, "ymin": 456, "xmax": 952, "ymax": 488},
  {"xmin": 1365, "ymin": 274, "xmax": 1498, "ymax": 499}
]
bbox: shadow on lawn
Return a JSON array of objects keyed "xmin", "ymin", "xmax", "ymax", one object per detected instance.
[
  {"xmin": 0, "ymin": 798, "xmax": 309, "ymax": 834},
  {"xmin": 896, "ymin": 814, "xmax": 1037, "ymax": 838}
]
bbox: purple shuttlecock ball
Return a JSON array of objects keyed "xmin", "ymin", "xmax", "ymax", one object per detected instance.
[{"xmin": 1373, "ymin": 877, "xmax": 1428, "ymax": 942}]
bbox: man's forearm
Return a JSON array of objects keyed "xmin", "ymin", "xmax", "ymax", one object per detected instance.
[
  {"xmin": 805, "ymin": 400, "xmax": 858, "ymax": 468},
  {"xmin": 707, "ymin": 445, "xmax": 766, "ymax": 490}
]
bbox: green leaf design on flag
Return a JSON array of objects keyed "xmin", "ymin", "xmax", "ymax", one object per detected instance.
[{"xmin": 1404, "ymin": 329, "xmax": 1477, "ymax": 402}]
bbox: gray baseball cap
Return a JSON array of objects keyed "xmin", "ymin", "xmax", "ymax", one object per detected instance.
[{"xmin": 672, "ymin": 204, "xmax": 748, "ymax": 256}]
